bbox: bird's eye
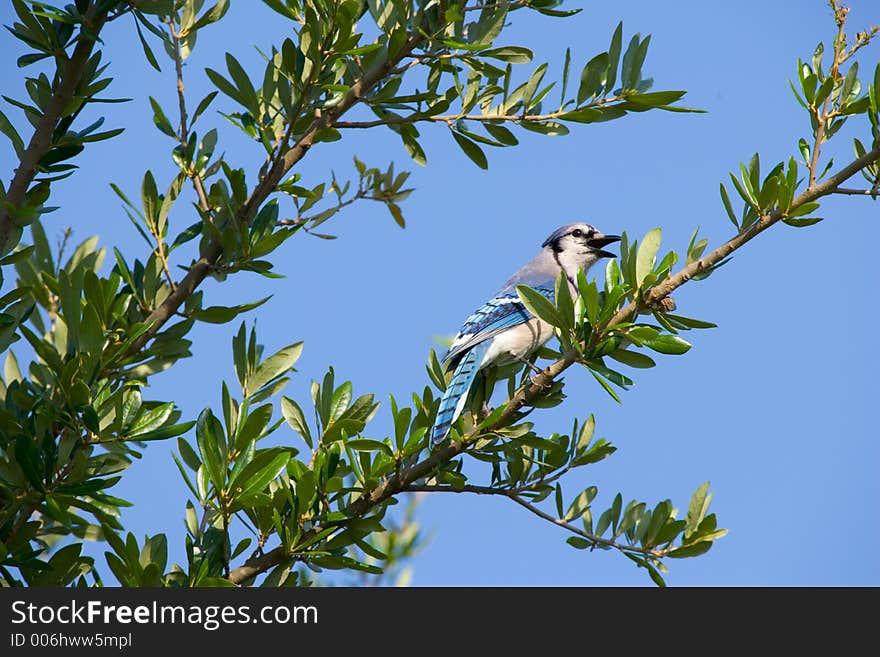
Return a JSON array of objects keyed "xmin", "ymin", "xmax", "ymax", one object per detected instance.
[{"xmin": 570, "ymin": 229, "xmax": 583, "ymax": 238}]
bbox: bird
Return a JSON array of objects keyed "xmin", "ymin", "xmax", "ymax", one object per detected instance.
[{"xmin": 429, "ymin": 222, "xmax": 621, "ymax": 448}]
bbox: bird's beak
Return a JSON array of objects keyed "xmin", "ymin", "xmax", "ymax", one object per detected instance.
[{"xmin": 587, "ymin": 234, "xmax": 621, "ymax": 259}]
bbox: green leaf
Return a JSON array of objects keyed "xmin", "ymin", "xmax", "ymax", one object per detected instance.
[
  {"xmin": 347, "ymin": 439, "xmax": 394, "ymax": 457},
  {"xmin": 149, "ymin": 97, "xmax": 176, "ymax": 137},
  {"xmin": 183, "ymin": 0, "xmax": 230, "ymax": 35},
  {"xmin": 783, "ymin": 217, "xmax": 823, "ymax": 228},
  {"xmin": 624, "ymin": 90, "xmax": 687, "ymax": 107},
  {"xmin": 560, "ymin": 47, "xmax": 571, "ymax": 107},
  {"xmin": 719, "ymin": 183, "xmax": 738, "ymax": 228},
  {"xmin": 588, "ymin": 360, "xmax": 632, "ymax": 388},
  {"xmin": 15, "ymin": 435, "xmax": 45, "ymax": 492},
  {"xmin": 224, "ymin": 53, "xmax": 258, "ymax": 112},
  {"xmin": 620, "ymin": 34, "xmax": 641, "ymax": 90},
  {"xmin": 327, "ymin": 382, "xmax": 352, "ymax": 425},
  {"xmin": 281, "ymin": 396, "xmax": 313, "ymax": 448},
  {"xmin": 577, "ymin": 52, "xmax": 609, "ymax": 104},
  {"xmin": 141, "ymin": 171, "xmax": 159, "ymax": 230},
  {"xmin": 129, "ymin": 420, "xmax": 196, "ymax": 442},
  {"xmin": 295, "ymin": 470, "xmax": 316, "ymax": 507},
  {"xmin": 572, "ymin": 438, "xmax": 616, "ymax": 466},
  {"xmin": 195, "ymin": 409, "xmax": 225, "ymax": 490},
  {"xmin": 565, "ymin": 486, "xmax": 597, "ymax": 522},
  {"xmin": 191, "ymin": 91, "xmax": 218, "ymax": 126},
  {"xmin": 664, "ymin": 314, "xmax": 716, "ymax": 329},
  {"xmin": 566, "ymin": 536, "xmax": 592, "ymax": 550},
  {"xmin": 685, "ymin": 482, "xmax": 712, "ymax": 540},
  {"xmin": 556, "ymin": 107, "xmax": 600, "ymax": 124},
  {"xmin": 607, "ymin": 349, "xmax": 655, "ymax": 369},
  {"xmin": 387, "ymin": 203, "xmax": 405, "ymax": 228},
  {"xmin": 604, "ymin": 22, "xmax": 623, "ymax": 94},
  {"xmin": 576, "ymin": 415, "xmax": 595, "ymax": 452},
  {"xmin": 481, "ymin": 46, "xmax": 533, "ymax": 63},
  {"xmin": 668, "ymin": 541, "xmax": 713, "ymax": 558},
  {"xmin": 554, "ymin": 271, "xmax": 574, "ymax": 330},
  {"xmin": 0, "ymin": 109, "xmax": 24, "ymax": 156},
  {"xmin": 133, "ymin": 13, "xmax": 161, "ymax": 72},
  {"xmin": 205, "ymin": 68, "xmax": 245, "ymax": 107},
  {"xmin": 247, "ymin": 341, "xmax": 303, "ymax": 396},
  {"xmin": 230, "ymin": 451, "xmax": 290, "ymax": 506},
  {"xmin": 127, "ymin": 402, "xmax": 174, "ymax": 437},
  {"xmin": 400, "ymin": 129, "xmax": 427, "ymax": 166},
  {"xmin": 534, "ymin": 6, "xmax": 581, "ymax": 17},
  {"xmin": 451, "ymin": 131, "xmax": 488, "ymax": 169},
  {"xmin": 190, "ymin": 296, "xmax": 271, "ymax": 323},
  {"xmin": 635, "ymin": 227, "xmax": 661, "ymax": 287},
  {"xmin": 516, "ymin": 285, "xmax": 562, "ymax": 328},
  {"xmin": 0, "ymin": 246, "xmax": 33, "ymax": 267},
  {"xmin": 622, "ymin": 35, "xmax": 649, "ymax": 90},
  {"xmin": 644, "ymin": 335, "xmax": 691, "ymax": 355},
  {"xmin": 519, "ymin": 120, "xmax": 569, "ymax": 136},
  {"xmin": 590, "ymin": 369, "xmax": 621, "ymax": 403},
  {"xmin": 787, "ymin": 201, "xmax": 820, "ymax": 218},
  {"xmin": 310, "ymin": 555, "xmax": 382, "ymax": 574}
]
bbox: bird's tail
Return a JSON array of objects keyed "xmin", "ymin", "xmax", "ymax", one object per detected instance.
[{"xmin": 430, "ymin": 341, "xmax": 491, "ymax": 448}]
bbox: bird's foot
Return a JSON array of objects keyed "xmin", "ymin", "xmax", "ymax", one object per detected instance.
[{"xmin": 512, "ymin": 353, "xmax": 543, "ymax": 375}]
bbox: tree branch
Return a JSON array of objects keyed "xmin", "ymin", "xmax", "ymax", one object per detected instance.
[
  {"xmin": 403, "ymin": 483, "xmax": 668, "ymax": 558},
  {"xmin": 333, "ymin": 102, "xmax": 618, "ymax": 130},
  {"xmin": 168, "ymin": 16, "xmax": 211, "ymax": 213},
  {"xmin": 808, "ymin": 14, "xmax": 846, "ymax": 188},
  {"xmin": 463, "ymin": 0, "xmax": 529, "ymax": 12},
  {"xmin": 228, "ymin": 438, "xmax": 466, "ymax": 584},
  {"xmin": 0, "ymin": 6, "xmax": 109, "ymax": 255},
  {"xmin": 126, "ymin": 33, "xmax": 426, "ymax": 356},
  {"xmin": 831, "ymin": 187, "xmax": 878, "ymax": 196}
]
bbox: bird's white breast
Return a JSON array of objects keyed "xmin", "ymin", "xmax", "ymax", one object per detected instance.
[{"xmin": 480, "ymin": 318, "xmax": 554, "ymax": 368}]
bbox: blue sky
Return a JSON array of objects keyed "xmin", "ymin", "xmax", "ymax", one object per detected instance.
[{"xmin": 1, "ymin": 1, "xmax": 878, "ymax": 586}]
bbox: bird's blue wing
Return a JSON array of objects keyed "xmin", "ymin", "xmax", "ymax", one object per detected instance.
[
  {"xmin": 430, "ymin": 340, "xmax": 492, "ymax": 447},
  {"xmin": 442, "ymin": 286, "xmax": 554, "ymax": 370}
]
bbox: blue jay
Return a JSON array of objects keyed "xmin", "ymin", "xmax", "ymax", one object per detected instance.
[{"xmin": 430, "ymin": 223, "xmax": 620, "ymax": 448}]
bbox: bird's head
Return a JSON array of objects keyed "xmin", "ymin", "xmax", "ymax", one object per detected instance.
[{"xmin": 542, "ymin": 222, "xmax": 621, "ymax": 273}]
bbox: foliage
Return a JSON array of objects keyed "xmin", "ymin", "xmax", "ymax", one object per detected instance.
[{"xmin": 0, "ymin": 0, "xmax": 877, "ymax": 587}]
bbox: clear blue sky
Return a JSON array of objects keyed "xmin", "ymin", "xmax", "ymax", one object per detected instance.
[{"xmin": 2, "ymin": 1, "xmax": 878, "ymax": 586}]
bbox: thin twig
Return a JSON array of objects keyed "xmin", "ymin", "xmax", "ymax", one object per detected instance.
[
  {"xmin": 808, "ymin": 8, "xmax": 847, "ymax": 189},
  {"xmin": 831, "ymin": 187, "xmax": 878, "ymax": 196},
  {"xmin": 333, "ymin": 100, "xmax": 617, "ymax": 129},
  {"xmin": 126, "ymin": 33, "xmax": 427, "ymax": 357},
  {"xmin": 276, "ymin": 189, "xmax": 378, "ymax": 227},
  {"xmin": 0, "ymin": 5, "xmax": 109, "ymax": 254},
  {"xmin": 462, "ymin": 0, "xmax": 528, "ymax": 13},
  {"xmin": 168, "ymin": 17, "xmax": 210, "ymax": 213},
  {"xmin": 403, "ymin": 483, "xmax": 668, "ymax": 557}
]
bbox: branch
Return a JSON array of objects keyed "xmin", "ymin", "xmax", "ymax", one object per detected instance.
[
  {"xmin": 333, "ymin": 102, "xmax": 619, "ymax": 130},
  {"xmin": 123, "ymin": 34, "xmax": 426, "ymax": 356},
  {"xmin": 276, "ymin": 188, "xmax": 388, "ymax": 229},
  {"xmin": 403, "ymin": 484, "xmax": 668, "ymax": 558},
  {"xmin": 228, "ymin": 439, "xmax": 466, "ymax": 584},
  {"xmin": 808, "ymin": 14, "xmax": 846, "ymax": 188},
  {"xmin": 463, "ymin": 0, "xmax": 529, "ymax": 12},
  {"xmin": 168, "ymin": 17, "xmax": 211, "ymax": 213},
  {"xmin": 831, "ymin": 187, "xmax": 878, "ymax": 196},
  {"xmin": 0, "ymin": 7, "xmax": 110, "ymax": 254}
]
